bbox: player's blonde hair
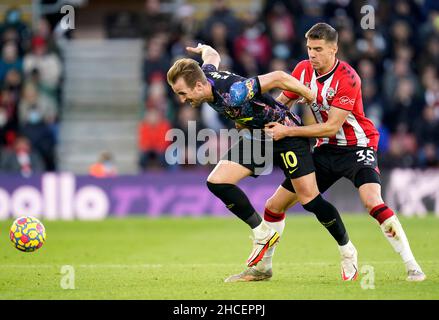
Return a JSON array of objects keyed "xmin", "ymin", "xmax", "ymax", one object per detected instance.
[{"xmin": 167, "ymin": 58, "xmax": 207, "ymax": 89}]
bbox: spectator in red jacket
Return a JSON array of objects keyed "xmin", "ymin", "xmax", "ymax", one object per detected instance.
[
  {"xmin": 89, "ymin": 151, "xmax": 118, "ymax": 178},
  {"xmin": 138, "ymin": 108, "xmax": 171, "ymax": 171}
]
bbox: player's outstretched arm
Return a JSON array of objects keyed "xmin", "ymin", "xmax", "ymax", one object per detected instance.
[
  {"xmin": 275, "ymin": 92, "xmax": 297, "ymax": 108},
  {"xmin": 186, "ymin": 43, "xmax": 221, "ymax": 69},
  {"xmin": 228, "ymin": 71, "xmax": 315, "ymax": 107},
  {"xmin": 258, "ymin": 71, "xmax": 315, "ymax": 104}
]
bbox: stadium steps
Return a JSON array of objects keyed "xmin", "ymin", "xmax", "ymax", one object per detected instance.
[
  {"xmin": 58, "ymin": 39, "xmax": 143, "ymax": 174},
  {"xmin": 62, "ymin": 39, "xmax": 143, "ymax": 107},
  {"xmin": 186, "ymin": 0, "xmax": 262, "ymax": 19}
]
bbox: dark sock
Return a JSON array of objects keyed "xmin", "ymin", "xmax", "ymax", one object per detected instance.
[
  {"xmin": 302, "ymin": 194, "xmax": 349, "ymax": 245},
  {"xmin": 206, "ymin": 181, "xmax": 262, "ymax": 228}
]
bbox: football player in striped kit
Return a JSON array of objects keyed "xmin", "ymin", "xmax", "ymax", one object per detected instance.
[
  {"xmin": 167, "ymin": 43, "xmax": 360, "ymax": 282},
  {"xmin": 263, "ymin": 23, "xmax": 425, "ymax": 282}
]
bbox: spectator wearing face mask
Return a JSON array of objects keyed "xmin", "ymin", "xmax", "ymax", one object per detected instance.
[
  {"xmin": 17, "ymin": 82, "xmax": 57, "ymax": 171},
  {"xmin": 0, "ymin": 8, "xmax": 31, "ymax": 49},
  {"xmin": 23, "ymin": 36, "xmax": 62, "ymax": 103},
  {"xmin": 89, "ymin": 151, "xmax": 118, "ymax": 178},
  {"xmin": 0, "ymin": 136, "xmax": 44, "ymax": 176},
  {"xmin": 18, "ymin": 82, "xmax": 56, "ymax": 125},
  {"xmin": 20, "ymin": 108, "xmax": 56, "ymax": 172},
  {"xmin": 0, "ymin": 41, "xmax": 23, "ymax": 83},
  {"xmin": 234, "ymin": 12, "xmax": 272, "ymax": 72}
]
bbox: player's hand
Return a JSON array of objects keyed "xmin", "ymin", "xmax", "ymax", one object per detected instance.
[
  {"xmin": 298, "ymin": 91, "xmax": 316, "ymax": 105},
  {"xmin": 264, "ymin": 122, "xmax": 290, "ymax": 141},
  {"xmin": 186, "ymin": 43, "xmax": 207, "ymax": 55}
]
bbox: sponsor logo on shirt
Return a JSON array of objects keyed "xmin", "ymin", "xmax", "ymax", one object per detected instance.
[
  {"xmin": 339, "ymin": 96, "xmax": 355, "ymax": 105},
  {"xmin": 245, "ymin": 79, "xmax": 256, "ymax": 100},
  {"xmin": 311, "ymin": 102, "xmax": 331, "ymax": 112}
]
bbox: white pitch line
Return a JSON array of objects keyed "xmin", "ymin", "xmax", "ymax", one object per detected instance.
[
  {"xmin": 0, "ymin": 260, "xmax": 437, "ymax": 269},
  {"xmin": 77, "ymin": 264, "xmax": 163, "ymax": 268}
]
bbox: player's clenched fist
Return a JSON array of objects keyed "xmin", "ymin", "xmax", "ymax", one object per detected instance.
[{"xmin": 264, "ymin": 122, "xmax": 290, "ymax": 141}]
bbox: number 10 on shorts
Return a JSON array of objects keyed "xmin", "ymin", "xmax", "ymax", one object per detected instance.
[{"xmin": 280, "ymin": 151, "xmax": 298, "ymax": 174}]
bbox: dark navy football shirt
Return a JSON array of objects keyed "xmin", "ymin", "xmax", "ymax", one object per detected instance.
[{"xmin": 202, "ymin": 64, "xmax": 302, "ymax": 129}]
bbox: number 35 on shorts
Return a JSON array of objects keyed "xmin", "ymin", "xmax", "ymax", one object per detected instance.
[
  {"xmin": 280, "ymin": 151, "xmax": 298, "ymax": 174},
  {"xmin": 356, "ymin": 149, "xmax": 376, "ymax": 164}
]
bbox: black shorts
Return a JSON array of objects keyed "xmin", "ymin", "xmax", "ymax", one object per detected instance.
[
  {"xmin": 282, "ymin": 144, "xmax": 381, "ymax": 193},
  {"xmin": 223, "ymin": 135, "xmax": 315, "ymax": 179}
]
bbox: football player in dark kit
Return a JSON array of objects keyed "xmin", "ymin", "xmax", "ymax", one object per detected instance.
[{"xmin": 167, "ymin": 44, "xmax": 358, "ymax": 282}]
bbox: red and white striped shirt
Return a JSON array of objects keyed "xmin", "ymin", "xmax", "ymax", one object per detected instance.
[{"xmin": 283, "ymin": 59, "xmax": 380, "ymax": 150}]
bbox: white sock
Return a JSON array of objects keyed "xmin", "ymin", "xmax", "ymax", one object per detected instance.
[
  {"xmin": 252, "ymin": 221, "xmax": 271, "ymax": 240},
  {"xmin": 255, "ymin": 218, "xmax": 285, "ymax": 272},
  {"xmin": 338, "ymin": 240, "xmax": 356, "ymax": 256},
  {"xmin": 380, "ymin": 215, "xmax": 421, "ymax": 271}
]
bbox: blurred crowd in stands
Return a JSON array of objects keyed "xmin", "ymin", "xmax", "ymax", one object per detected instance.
[
  {"xmin": 137, "ymin": 0, "xmax": 439, "ymax": 171},
  {"xmin": 0, "ymin": 7, "xmax": 60, "ymax": 176},
  {"xmin": 1, "ymin": 0, "xmax": 439, "ymax": 175}
]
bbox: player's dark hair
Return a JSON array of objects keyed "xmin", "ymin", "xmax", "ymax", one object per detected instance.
[
  {"xmin": 305, "ymin": 23, "xmax": 338, "ymax": 43},
  {"xmin": 167, "ymin": 58, "xmax": 207, "ymax": 88}
]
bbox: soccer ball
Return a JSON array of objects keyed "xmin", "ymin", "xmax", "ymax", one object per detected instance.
[{"xmin": 9, "ymin": 216, "xmax": 46, "ymax": 252}]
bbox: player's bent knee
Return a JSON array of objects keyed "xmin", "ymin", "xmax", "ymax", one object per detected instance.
[
  {"xmin": 358, "ymin": 183, "xmax": 384, "ymax": 212},
  {"xmin": 362, "ymin": 195, "xmax": 384, "ymax": 212},
  {"xmin": 265, "ymin": 197, "xmax": 285, "ymax": 214},
  {"xmin": 295, "ymin": 187, "xmax": 319, "ymax": 205},
  {"xmin": 206, "ymin": 175, "xmax": 225, "ymax": 184},
  {"xmin": 206, "ymin": 181, "xmax": 233, "ymax": 196},
  {"xmin": 354, "ymin": 168, "xmax": 381, "ymax": 188},
  {"xmin": 206, "ymin": 170, "xmax": 235, "ymax": 184},
  {"xmin": 290, "ymin": 174, "xmax": 319, "ymax": 205}
]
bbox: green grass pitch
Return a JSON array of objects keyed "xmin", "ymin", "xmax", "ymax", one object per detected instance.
[{"xmin": 0, "ymin": 215, "xmax": 438, "ymax": 300}]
